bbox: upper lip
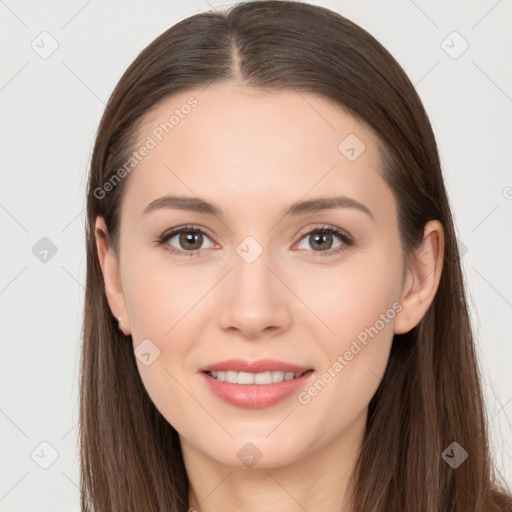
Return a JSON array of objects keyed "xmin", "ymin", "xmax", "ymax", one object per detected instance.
[{"xmin": 199, "ymin": 358, "xmax": 313, "ymax": 374}]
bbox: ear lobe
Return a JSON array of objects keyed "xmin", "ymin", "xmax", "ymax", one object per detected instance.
[
  {"xmin": 94, "ymin": 216, "xmax": 131, "ymax": 335},
  {"xmin": 394, "ymin": 220, "xmax": 444, "ymax": 335}
]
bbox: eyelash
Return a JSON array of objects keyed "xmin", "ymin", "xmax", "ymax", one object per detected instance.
[{"xmin": 155, "ymin": 223, "xmax": 354, "ymax": 258}]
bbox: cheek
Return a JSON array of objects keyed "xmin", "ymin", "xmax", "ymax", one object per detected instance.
[
  {"xmin": 290, "ymin": 278, "xmax": 398, "ymax": 451},
  {"xmin": 121, "ymin": 255, "xmax": 207, "ymax": 400},
  {"xmin": 291, "ymin": 244, "xmax": 402, "ymax": 409},
  {"xmin": 121, "ymin": 258, "xmax": 203, "ymax": 427},
  {"xmin": 122, "ymin": 252, "xmax": 204, "ymax": 339},
  {"xmin": 293, "ymin": 247, "xmax": 402, "ymax": 345}
]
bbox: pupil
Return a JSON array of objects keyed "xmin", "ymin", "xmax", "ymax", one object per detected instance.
[
  {"xmin": 312, "ymin": 232, "xmax": 332, "ymax": 250},
  {"xmin": 181, "ymin": 231, "xmax": 201, "ymax": 250}
]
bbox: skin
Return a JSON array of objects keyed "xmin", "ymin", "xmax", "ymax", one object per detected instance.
[{"xmin": 95, "ymin": 84, "xmax": 444, "ymax": 512}]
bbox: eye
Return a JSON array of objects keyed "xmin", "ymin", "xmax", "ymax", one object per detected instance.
[
  {"xmin": 295, "ymin": 225, "xmax": 353, "ymax": 257},
  {"xmin": 156, "ymin": 224, "xmax": 215, "ymax": 257},
  {"xmin": 156, "ymin": 223, "xmax": 353, "ymax": 258}
]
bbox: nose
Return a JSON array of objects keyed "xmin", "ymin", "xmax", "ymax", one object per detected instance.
[{"xmin": 216, "ymin": 244, "xmax": 292, "ymax": 340}]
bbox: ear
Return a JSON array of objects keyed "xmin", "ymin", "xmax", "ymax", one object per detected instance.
[
  {"xmin": 394, "ymin": 220, "xmax": 445, "ymax": 334},
  {"xmin": 95, "ymin": 216, "xmax": 131, "ymax": 336}
]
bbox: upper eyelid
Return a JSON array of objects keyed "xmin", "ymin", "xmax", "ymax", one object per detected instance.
[{"xmin": 162, "ymin": 224, "xmax": 216, "ymax": 243}]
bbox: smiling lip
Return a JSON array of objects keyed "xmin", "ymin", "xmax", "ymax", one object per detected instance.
[
  {"xmin": 198, "ymin": 358, "xmax": 312, "ymax": 374},
  {"xmin": 198, "ymin": 358, "xmax": 315, "ymax": 409}
]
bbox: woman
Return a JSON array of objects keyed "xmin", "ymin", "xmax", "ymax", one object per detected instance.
[{"xmin": 80, "ymin": 1, "xmax": 512, "ymax": 510}]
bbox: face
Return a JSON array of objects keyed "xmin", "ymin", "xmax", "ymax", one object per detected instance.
[{"xmin": 101, "ymin": 84, "xmax": 410, "ymax": 468}]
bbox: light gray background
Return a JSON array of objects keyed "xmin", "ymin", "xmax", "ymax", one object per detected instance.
[{"xmin": 1, "ymin": 0, "xmax": 511, "ymax": 510}]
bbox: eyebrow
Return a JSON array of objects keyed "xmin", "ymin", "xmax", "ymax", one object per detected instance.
[{"xmin": 142, "ymin": 194, "xmax": 373, "ymax": 220}]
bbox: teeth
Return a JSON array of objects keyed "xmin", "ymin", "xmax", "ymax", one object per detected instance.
[{"xmin": 209, "ymin": 370, "xmax": 302, "ymax": 384}]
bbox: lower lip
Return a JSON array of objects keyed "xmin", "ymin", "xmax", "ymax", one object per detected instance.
[{"xmin": 200, "ymin": 370, "xmax": 314, "ymax": 409}]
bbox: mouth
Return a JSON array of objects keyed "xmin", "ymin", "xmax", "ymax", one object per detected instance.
[
  {"xmin": 203, "ymin": 369, "xmax": 313, "ymax": 385},
  {"xmin": 199, "ymin": 361, "xmax": 315, "ymax": 409}
]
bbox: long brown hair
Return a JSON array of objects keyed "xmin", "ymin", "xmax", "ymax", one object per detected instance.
[{"xmin": 80, "ymin": 1, "xmax": 512, "ymax": 510}]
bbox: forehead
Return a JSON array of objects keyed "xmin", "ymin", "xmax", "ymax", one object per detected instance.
[{"xmin": 122, "ymin": 84, "xmax": 394, "ymax": 223}]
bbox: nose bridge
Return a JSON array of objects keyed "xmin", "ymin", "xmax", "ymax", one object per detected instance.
[
  {"xmin": 217, "ymin": 232, "xmax": 291, "ymax": 337},
  {"xmin": 232, "ymin": 233, "xmax": 276, "ymax": 301}
]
